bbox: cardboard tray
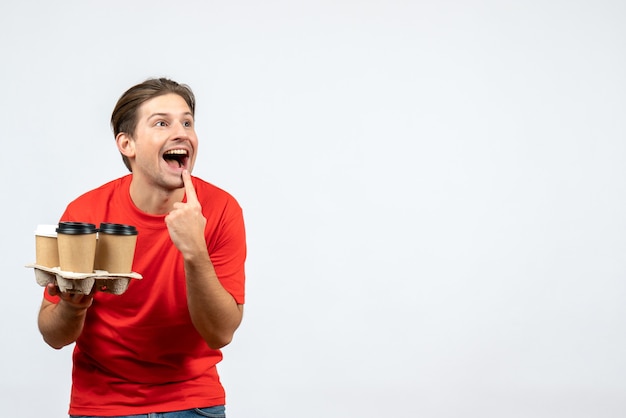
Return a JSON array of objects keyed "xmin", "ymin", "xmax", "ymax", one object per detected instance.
[{"xmin": 26, "ymin": 264, "xmax": 142, "ymax": 295}]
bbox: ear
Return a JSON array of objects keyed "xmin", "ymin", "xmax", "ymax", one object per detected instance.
[{"xmin": 116, "ymin": 132, "xmax": 136, "ymax": 158}]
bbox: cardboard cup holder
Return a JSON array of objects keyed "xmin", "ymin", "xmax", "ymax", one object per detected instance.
[{"xmin": 27, "ymin": 264, "xmax": 142, "ymax": 295}]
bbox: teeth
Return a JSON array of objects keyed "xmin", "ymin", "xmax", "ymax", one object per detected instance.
[{"xmin": 164, "ymin": 149, "xmax": 188, "ymax": 155}]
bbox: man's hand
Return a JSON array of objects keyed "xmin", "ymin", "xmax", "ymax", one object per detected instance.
[
  {"xmin": 46, "ymin": 283, "xmax": 94, "ymax": 311},
  {"xmin": 39, "ymin": 284, "xmax": 94, "ymax": 348},
  {"xmin": 165, "ymin": 170, "xmax": 208, "ymax": 258}
]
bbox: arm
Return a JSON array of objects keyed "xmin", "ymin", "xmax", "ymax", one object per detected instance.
[
  {"xmin": 183, "ymin": 246, "xmax": 244, "ymax": 349},
  {"xmin": 165, "ymin": 170, "xmax": 244, "ymax": 349},
  {"xmin": 37, "ymin": 284, "xmax": 93, "ymax": 349}
]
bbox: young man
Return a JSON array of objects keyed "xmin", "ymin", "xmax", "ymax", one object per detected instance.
[{"xmin": 38, "ymin": 78, "xmax": 246, "ymax": 417}]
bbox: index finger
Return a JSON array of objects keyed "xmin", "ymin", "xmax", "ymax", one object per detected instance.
[{"xmin": 182, "ymin": 169, "xmax": 199, "ymax": 203}]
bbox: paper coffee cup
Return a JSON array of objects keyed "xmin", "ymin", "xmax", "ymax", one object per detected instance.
[
  {"xmin": 95, "ymin": 223, "xmax": 138, "ymax": 273},
  {"xmin": 35, "ymin": 224, "xmax": 59, "ymax": 268},
  {"xmin": 56, "ymin": 222, "xmax": 98, "ymax": 273}
]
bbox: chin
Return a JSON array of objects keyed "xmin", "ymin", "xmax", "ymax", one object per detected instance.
[
  {"xmin": 155, "ymin": 174, "xmax": 184, "ymax": 191},
  {"xmin": 172, "ymin": 177, "xmax": 185, "ymax": 189}
]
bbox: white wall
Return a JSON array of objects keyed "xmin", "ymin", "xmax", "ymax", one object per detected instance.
[{"xmin": 1, "ymin": 1, "xmax": 625, "ymax": 417}]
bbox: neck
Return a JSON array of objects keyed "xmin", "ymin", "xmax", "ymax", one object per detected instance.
[{"xmin": 128, "ymin": 175, "xmax": 185, "ymax": 215}]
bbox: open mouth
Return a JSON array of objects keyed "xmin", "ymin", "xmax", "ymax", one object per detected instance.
[{"xmin": 163, "ymin": 149, "xmax": 189, "ymax": 169}]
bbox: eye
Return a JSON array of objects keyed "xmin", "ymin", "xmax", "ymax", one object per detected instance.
[
  {"xmin": 183, "ymin": 120, "xmax": 193, "ymax": 128},
  {"xmin": 155, "ymin": 120, "xmax": 168, "ymax": 127}
]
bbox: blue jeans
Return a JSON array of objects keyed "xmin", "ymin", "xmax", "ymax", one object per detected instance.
[{"xmin": 70, "ymin": 405, "xmax": 225, "ymax": 418}]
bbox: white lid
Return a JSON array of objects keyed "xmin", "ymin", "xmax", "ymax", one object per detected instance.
[{"xmin": 35, "ymin": 224, "xmax": 58, "ymax": 237}]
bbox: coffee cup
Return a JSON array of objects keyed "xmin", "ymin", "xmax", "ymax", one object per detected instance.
[
  {"xmin": 35, "ymin": 224, "xmax": 60, "ymax": 268},
  {"xmin": 95, "ymin": 223, "xmax": 138, "ymax": 273},
  {"xmin": 56, "ymin": 222, "xmax": 98, "ymax": 273}
]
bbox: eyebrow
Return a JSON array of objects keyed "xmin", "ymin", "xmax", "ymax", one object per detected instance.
[{"xmin": 147, "ymin": 112, "xmax": 194, "ymax": 120}]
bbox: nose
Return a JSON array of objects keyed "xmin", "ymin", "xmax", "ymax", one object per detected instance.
[{"xmin": 172, "ymin": 120, "xmax": 191, "ymax": 139}]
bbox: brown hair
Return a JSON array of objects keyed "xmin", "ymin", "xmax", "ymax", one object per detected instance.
[{"xmin": 111, "ymin": 78, "xmax": 196, "ymax": 171}]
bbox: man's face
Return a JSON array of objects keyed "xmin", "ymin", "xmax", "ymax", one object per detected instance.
[{"xmin": 129, "ymin": 93, "xmax": 198, "ymax": 190}]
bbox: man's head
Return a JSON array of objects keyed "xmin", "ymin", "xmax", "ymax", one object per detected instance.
[{"xmin": 111, "ymin": 78, "xmax": 196, "ymax": 171}]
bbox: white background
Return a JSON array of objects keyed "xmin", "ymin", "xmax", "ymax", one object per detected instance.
[{"xmin": 1, "ymin": 1, "xmax": 625, "ymax": 417}]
